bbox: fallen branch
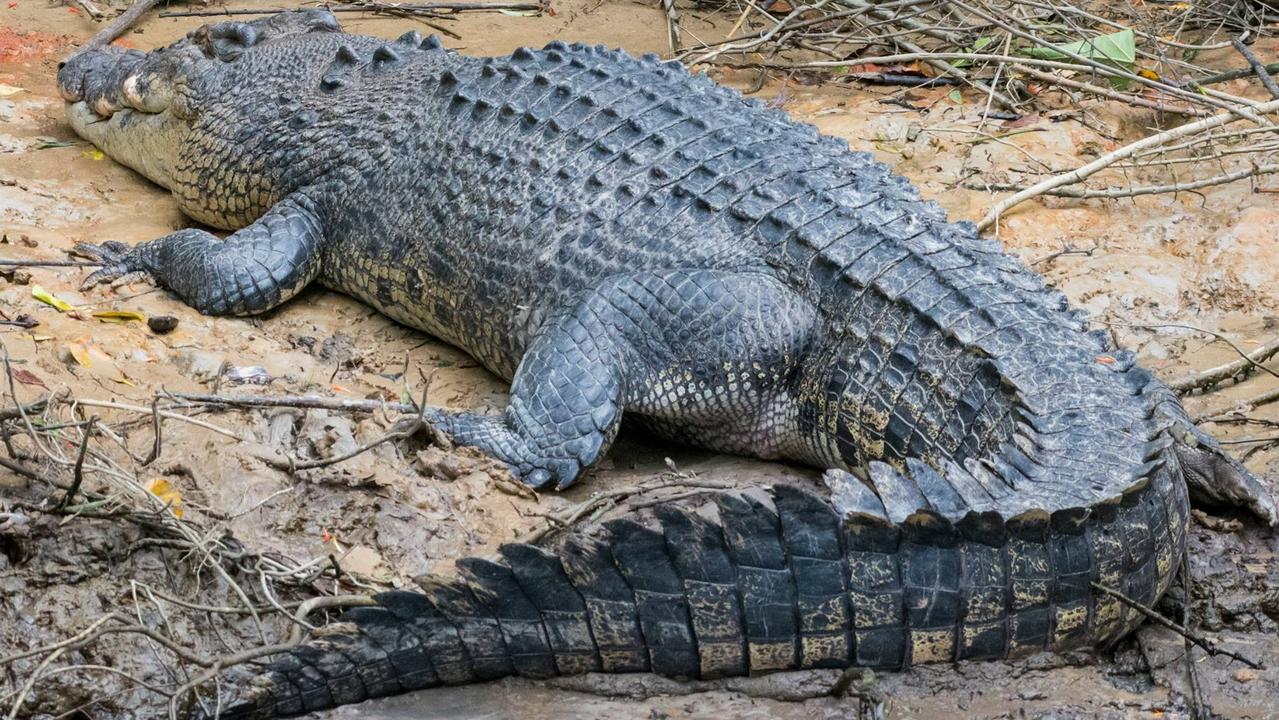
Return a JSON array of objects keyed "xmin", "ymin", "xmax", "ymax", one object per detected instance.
[
  {"xmin": 72, "ymin": 398, "xmax": 244, "ymax": 441},
  {"xmin": 74, "ymin": 0, "xmax": 164, "ymax": 54},
  {"xmin": 1169, "ymin": 336, "xmax": 1279, "ymax": 393},
  {"xmin": 1090, "ymin": 581, "xmax": 1263, "ymax": 670},
  {"xmin": 166, "ymin": 391, "xmax": 417, "ymax": 415},
  {"xmin": 0, "ymin": 259, "xmax": 101, "ymax": 267},
  {"xmin": 976, "ymin": 96, "xmax": 1279, "ymax": 231},
  {"xmin": 156, "ymin": 1, "xmax": 544, "ymax": 17},
  {"xmin": 974, "ymin": 163, "xmax": 1279, "ymax": 200},
  {"xmin": 1231, "ymin": 37, "xmax": 1279, "ymax": 99},
  {"xmin": 1195, "ymin": 386, "xmax": 1279, "ymax": 424}
]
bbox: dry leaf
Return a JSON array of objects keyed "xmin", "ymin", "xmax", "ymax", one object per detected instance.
[
  {"xmin": 32, "ymin": 285, "xmax": 75, "ymax": 312},
  {"xmin": 66, "ymin": 340, "xmax": 93, "ymax": 368},
  {"xmin": 65, "ymin": 337, "xmax": 133, "ymax": 385},
  {"xmin": 81, "ymin": 148, "xmax": 105, "ymax": 161},
  {"xmin": 92, "ymin": 310, "xmax": 146, "ymax": 324},
  {"xmin": 11, "ymin": 368, "xmax": 47, "ymax": 389},
  {"xmin": 143, "ymin": 477, "xmax": 184, "ymax": 518}
]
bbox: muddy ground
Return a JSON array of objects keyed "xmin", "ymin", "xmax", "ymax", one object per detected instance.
[{"xmin": 1, "ymin": 1, "xmax": 1278, "ymax": 718}]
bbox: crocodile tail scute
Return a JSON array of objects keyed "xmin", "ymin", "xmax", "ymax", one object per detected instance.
[{"xmin": 208, "ymin": 468, "xmax": 1189, "ymax": 717}]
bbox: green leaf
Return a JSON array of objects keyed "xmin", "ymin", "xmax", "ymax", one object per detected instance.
[
  {"xmin": 947, "ymin": 88, "xmax": 964, "ymax": 104},
  {"xmin": 953, "ymin": 36, "xmax": 995, "ymax": 67},
  {"xmin": 1021, "ymin": 28, "xmax": 1136, "ymax": 67},
  {"xmin": 35, "ymin": 137, "xmax": 80, "ymax": 150}
]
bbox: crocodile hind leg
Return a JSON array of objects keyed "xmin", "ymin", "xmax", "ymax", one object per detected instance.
[
  {"xmin": 427, "ymin": 270, "xmax": 817, "ymax": 489},
  {"xmin": 75, "ymin": 193, "xmax": 325, "ymax": 316}
]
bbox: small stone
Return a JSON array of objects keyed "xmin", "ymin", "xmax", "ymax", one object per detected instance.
[
  {"xmin": 174, "ymin": 348, "xmax": 225, "ymax": 382},
  {"xmin": 2, "ymin": 268, "xmax": 31, "ymax": 285},
  {"xmin": 1233, "ymin": 668, "xmax": 1258, "ymax": 683},
  {"xmin": 148, "ymin": 315, "xmax": 178, "ymax": 334}
]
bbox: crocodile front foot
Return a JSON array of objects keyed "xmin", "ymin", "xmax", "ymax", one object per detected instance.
[{"xmin": 73, "ymin": 241, "xmax": 155, "ymax": 290}]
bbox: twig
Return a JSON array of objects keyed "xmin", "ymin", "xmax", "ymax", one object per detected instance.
[
  {"xmin": 976, "ymin": 96, "xmax": 1279, "ymax": 231},
  {"xmin": 73, "ymin": 0, "xmax": 104, "ymax": 19},
  {"xmin": 166, "ymin": 391, "xmax": 418, "ymax": 415},
  {"xmin": 947, "ymin": 0, "xmax": 1272, "ymax": 125},
  {"xmin": 1180, "ymin": 549, "xmax": 1209, "ymax": 720},
  {"xmin": 1195, "ymin": 386, "xmax": 1279, "ymax": 424},
  {"xmin": 976, "ymin": 163, "xmax": 1279, "ymax": 199},
  {"xmin": 71, "ymin": 398, "xmax": 243, "ymax": 441},
  {"xmin": 1192, "ymin": 61, "xmax": 1279, "ymax": 89},
  {"xmin": 1031, "ymin": 244, "xmax": 1093, "ymax": 266},
  {"xmin": 1169, "ymin": 336, "xmax": 1279, "ymax": 393},
  {"xmin": 155, "ymin": 1, "xmax": 543, "ymax": 16},
  {"xmin": 73, "ymin": 0, "xmax": 164, "ymax": 54},
  {"xmin": 258, "ymin": 385, "xmax": 438, "ymax": 471},
  {"xmin": 4, "ymin": 615, "xmax": 117, "ymax": 719},
  {"xmin": 1012, "ymin": 63, "xmax": 1210, "ymax": 117},
  {"xmin": 662, "ymin": 0, "xmax": 682, "ymax": 54},
  {"xmin": 1231, "ymin": 37, "xmax": 1279, "ymax": 99},
  {"xmin": 0, "ymin": 259, "xmax": 101, "ymax": 267},
  {"xmin": 1090, "ymin": 581, "xmax": 1263, "ymax": 669},
  {"xmin": 56, "ymin": 415, "xmax": 96, "ymax": 510}
]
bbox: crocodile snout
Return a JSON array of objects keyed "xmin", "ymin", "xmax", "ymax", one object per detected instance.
[{"xmin": 58, "ymin": 47, "xmax": 148, "ymax": 110}]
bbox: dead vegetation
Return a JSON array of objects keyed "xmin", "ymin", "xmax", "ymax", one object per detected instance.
[{"xmin": 668, "ymin": 0, "xmax": 1279, "ymax": 230}]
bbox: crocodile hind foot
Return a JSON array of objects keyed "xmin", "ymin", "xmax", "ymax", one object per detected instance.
[
  {"xmin": 1177, "ymin": 424, "xmax": 1278, "ymax": 526},
  {"xmin": 428, "ymin": 270, "xmax": 815, "ymax": 489}
]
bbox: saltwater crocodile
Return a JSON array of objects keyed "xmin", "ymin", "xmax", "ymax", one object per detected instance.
[{"xmin": 57, "ymin": 10, "xmax": 1275, "ymax": 717}]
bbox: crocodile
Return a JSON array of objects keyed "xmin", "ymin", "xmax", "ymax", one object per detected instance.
[{"xmin": 57, "ymin": 10, "xmax": 1276, "ymax": 717}]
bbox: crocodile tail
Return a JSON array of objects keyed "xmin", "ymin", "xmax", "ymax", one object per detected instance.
[{"xmin": 208, "ymin": 451, "xmax": 1189, "ymax": 718}]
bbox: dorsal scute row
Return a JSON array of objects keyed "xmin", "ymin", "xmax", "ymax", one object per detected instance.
[{"xmin": 316, "ymin": 31, "xmax": 449, "ymax": 93}]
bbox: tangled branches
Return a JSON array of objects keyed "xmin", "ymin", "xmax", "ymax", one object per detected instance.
[
  {"xmin": 0, "ymin": 341, "xmax": 386, "ymax": 718},
  {"xmin": 669, "ymin": 0, "xmax": 1279, "ymax": 224}
]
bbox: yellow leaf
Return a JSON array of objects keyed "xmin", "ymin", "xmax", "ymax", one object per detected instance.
[
  {"xmin": 66, "ymin": 340, "xmax": 93, "ymax": 368},
  {"xmin": 32, "ymin": 285, "xmax": 76, "ymax": 312},
  {"xmin": 92, "ymin": 310, "xmax": 146, "ymax": 324},
  {"xmin": 0, "ymin": 84, "xmax": 22, "ymax": 97},
  {"xmin": 20, "ymin": 333, "xmax": 53, "ymax": 342},
  {"xmin": 81, "ymin": 148, "xmax": 105, "ymax": 161},
  {"xmin": 1137, "ymin": 68, "xmax": 1161, "ymax": 81},
  {"xmin": 143, "ymin": 477, "xmax": 184, "ymax": 518}
]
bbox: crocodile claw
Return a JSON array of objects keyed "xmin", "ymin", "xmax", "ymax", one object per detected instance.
[{"xmin": 73, "ymin": 240, "xmax": 155, "ymax": 290}]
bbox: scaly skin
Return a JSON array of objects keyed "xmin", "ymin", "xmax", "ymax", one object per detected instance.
[{"xmin": 56, "ymin": 11, "xmax": 1275, "ymax": 718}]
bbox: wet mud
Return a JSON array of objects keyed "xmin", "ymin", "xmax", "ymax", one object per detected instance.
[{"xmin": 1, "ymin": 2, "xmax": 1277, "ymax": 718}]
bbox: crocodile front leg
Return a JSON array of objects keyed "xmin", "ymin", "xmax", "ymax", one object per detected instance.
[
  {"xmin": 428, "ymin": 270, "xmax": 817, "ymax": 490},
  {"xmin": 76, "ymin": 194, "xmax": 324, "ymax": 316}
]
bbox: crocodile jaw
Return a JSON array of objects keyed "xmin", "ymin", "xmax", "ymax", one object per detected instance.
[{"xmin": 65, "ymin": 100, "xmax": 187, "ymax": 190}]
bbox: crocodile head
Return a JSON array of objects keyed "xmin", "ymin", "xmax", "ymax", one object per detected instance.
[{"xmin": 57, "ymin": 9, "xmax": 341, "ymax": 189}]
